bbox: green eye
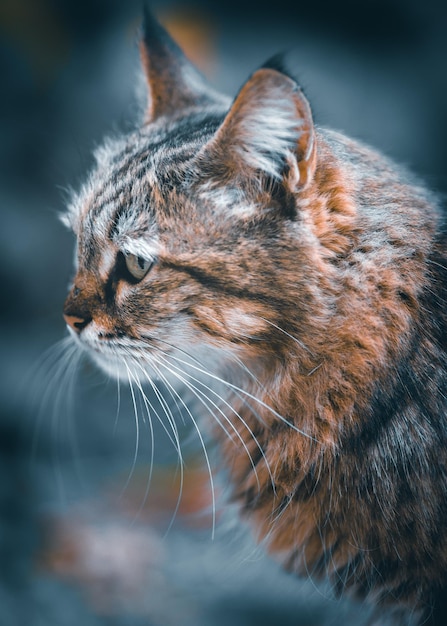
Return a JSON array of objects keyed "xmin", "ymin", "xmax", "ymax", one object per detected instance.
[{"xmin": 124, "ymin": 253, "xmax": 154, "ymax": 281}]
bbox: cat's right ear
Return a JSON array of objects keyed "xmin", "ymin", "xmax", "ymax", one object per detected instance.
[
  {"xmin": 140, "ymin": 7, "xmax": 224, "ymax": 121},
  {"xmin": 200, "ymin": 66, "xmax": 316, "ymax": 191}
]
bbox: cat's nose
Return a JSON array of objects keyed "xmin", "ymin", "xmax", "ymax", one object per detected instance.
[{"xmin": 63, "ymin": 313, "xmax": 91, "ymax": 333}]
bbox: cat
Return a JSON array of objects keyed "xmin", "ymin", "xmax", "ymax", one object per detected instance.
[{"xmin": 61, "ymin": 8, "xmax": 447, "ymax": 625}]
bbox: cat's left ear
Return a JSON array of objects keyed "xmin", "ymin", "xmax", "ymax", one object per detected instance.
[
  {"xmin": 140, "ymin": 7, "xmax": 224, "ymax": 121},
  {"xmin": 201, "ymin": 65, "xmax": 316, "ymax": 190}
]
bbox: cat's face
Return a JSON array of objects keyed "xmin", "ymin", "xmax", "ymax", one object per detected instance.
[
  {"xmin": 62, "ymin": 13, "xmax": 319, "ymax": 383},
  {"xmin": 63, "ymin": 128, "xmax": 309, "ymax": 379}
]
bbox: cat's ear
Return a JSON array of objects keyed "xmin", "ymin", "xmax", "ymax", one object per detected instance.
[
  {"xmin": 201, "ymin": 65, "xmax": 316, "ymax": 190},
  {"xmin": 140, "ymin": 7, "xmax": 224, "ymax": 121}
]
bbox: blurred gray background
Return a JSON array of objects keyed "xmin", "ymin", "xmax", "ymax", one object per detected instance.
[{"xmin": 1, "ymin": 0, "xmax": 446, "ymax": 624}]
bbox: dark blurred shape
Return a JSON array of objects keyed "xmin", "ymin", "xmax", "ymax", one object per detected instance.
[
  {"xmin": 0, "ymin": 0, "xmax": 69, "ymax": 86},
  {"xmin": 0, "ymin": 411, "xmax": 38, "ymax": 624},
  {"xmin": 0, "ymin": 414, "xmax": 36, "ymax": 583},
  {"xmin": 211, "ymin": 597, "xmax": 326, "ymax": 626}
]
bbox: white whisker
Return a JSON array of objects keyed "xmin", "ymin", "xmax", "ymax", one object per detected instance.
[
  {"xmin": 258, "ymin": 316, "xmax": 313, "ymax": 355},
  {"xmin": 215, "ymin": 351, "xmax": 278, "ymax": 430},
  {"xmin": 122, "ymin": 362, "xmax": 141, "ymax": 494},
  {"xmin": 62, "ymin": 348, "xmax": 85, "ymax": 485},
  {"xmin": 166, "ymin": 353, "xmax": 317, "ymax": 442},
  {"xmin": 157, "ymin": 353, "xmax": 276, "ymax": 497},
  {"xmin": 129, "ymin": 357, "xmax": 186, "ymax": 535},
  {"xmin": 148, "ymin": 376, "xmax": 185, "ymax": 535},
  {"xmin": 129, "ymin": 357, "xmax": 183, "ymax": 459},
  {"xmin": 31, "ymin": 339, "xmax": 80, "ymax": 455},
  {"xmin": 125, "ymin": 357, "xmax": 186, "ymax": 524},
  {"xmin": 46, "ymin": 341, "xmax": 83, "ymax": 503},
  {"xmin": 113, "ymin": 361, "xmax": 122, "ymax": 434},
  {"xmin": 147, "ymin": 359, "xmax": 217, "ymax": 539},
  {"xmin": 122, "ymin": 362, "xmax": 157, "ymax": 520}
]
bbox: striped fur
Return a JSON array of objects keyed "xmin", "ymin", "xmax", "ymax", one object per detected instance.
[{"xmin": 62, "ymin": 12, "xmax": 447, "ymax": 625}]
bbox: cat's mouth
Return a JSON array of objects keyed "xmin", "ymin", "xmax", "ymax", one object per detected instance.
[
  {"xmin": 66, "ymin": 325, "xmax": 179, "ymax": 385},
  {"xmin": 81, "ymin": 337, "xmax": 160, "ymax": 384}
]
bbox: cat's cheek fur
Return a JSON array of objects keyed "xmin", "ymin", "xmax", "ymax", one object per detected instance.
[{"xmin": 192, "ymin": 305, "xmax": 269, "ymax": 343}]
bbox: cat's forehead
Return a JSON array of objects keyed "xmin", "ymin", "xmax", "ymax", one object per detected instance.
[
  {"xmin": 64, "ymin": 110, "xmax": 279, "ymax": 270},
  {"xmin": 64, "ymin": 113, "xmax": 225, "ymax": 234}
]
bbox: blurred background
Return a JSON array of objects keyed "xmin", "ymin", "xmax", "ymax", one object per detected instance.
[{"xmin": 1, "ymin": 0, "xmax": 447, "ymax": 624}]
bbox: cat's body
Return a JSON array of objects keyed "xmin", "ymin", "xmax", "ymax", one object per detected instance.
[{"xmin": 62, "ymin": 11, "xmax": 447, "ymax": 625}]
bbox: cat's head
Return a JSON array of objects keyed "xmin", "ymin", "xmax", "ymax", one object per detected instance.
[{"xmin": 62, "ymin": 10, "xmax": 325, "ymax": 382}]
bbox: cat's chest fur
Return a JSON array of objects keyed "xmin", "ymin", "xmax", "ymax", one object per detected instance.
[{"xmin": 62, "ymin": 9, "xmax": 447, "ymax": 625}]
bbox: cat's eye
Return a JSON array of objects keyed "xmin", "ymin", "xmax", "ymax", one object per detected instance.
[{"xmin": 124, "ymin": 253, "xmax": 154, "ymax": 281}]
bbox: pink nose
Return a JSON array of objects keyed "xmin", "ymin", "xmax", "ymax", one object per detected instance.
[{"xmin": 63, "ymin": 313, "xmax": 89, "ymax": 333}]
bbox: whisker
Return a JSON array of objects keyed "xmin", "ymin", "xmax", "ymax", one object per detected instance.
[
  {"xmin": 427, "ymin": 258, "xmax": 447, "ymax": 272},
  {"xmin": 31, "ymin": 339, "xmax": 79, "ymax": 453},
  {"xmin": 49, "ymin": 342, "xmax": 83, "ymax": 504},
  {"xmin": 32, "ymin": 340, "xmax": 79, "ymax": 442},
  {"xmin": 149, "ymin": 376, "xmax": 185, "ymax": 536},
  {"xmin": 211, "ymin": 349, "xmax": 274, "ymax": 428},
  {"xmin": 143, "ymin": 339, "xmax": 266, "ymax": 425},
  {"xmin": 122, "ymin": 362, "xmax": 141, "ymax": 494},
  {"xmin": 307, "ymin": 362, "xmax": 324, "ymax": 377},
  {"xmin": 157, "ymin": 353, "xmax": 276, "ymax": 496},
  {"xmin": 125, "ymin": 357, "xmax": 187, "ymax": 520},
  {"xmin": 258, "ymin": 316, "xmax": 314, "ymax": 355},
  {"xmin": 121, "ymin": 360, "xmax": 156, "ymax": 524},
  {"xmin": 144, "ymin": 336, "xmax": 205, "ymax": 368},
  {"xmin": 25, "ymin": 336, "xmax": 75, "ymax": 398},
  {"xmin": 127, "ymin": 357, "xmax": 183, "ymax": 457},
  {"xmin": 62, "ymin": 348, "xmax": 85, "ymax": 486},
  {"xmin": 147, "ymin": 359, "xmax": 217, "ymax": 539},
  {"xmin": 156, "ymin": 341, "xmax": 273, "ymax": 432},
  {"xmin": 129, "ymin": 357, "xmax": 186, "ymax": 535},
  {"xmin": 165, "ymin": 353, "xmax": 317, "ymax": 442},
  {"xmin": 113, "ymin": 361, "xmax": 122, "ymax": 434}
]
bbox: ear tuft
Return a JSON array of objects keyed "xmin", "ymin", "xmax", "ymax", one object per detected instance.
[{"xmin": 261, "ymin": 53, "xmax": 297, "ymax": 83}]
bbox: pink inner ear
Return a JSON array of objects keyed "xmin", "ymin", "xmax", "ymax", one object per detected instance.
[{"xmin": 291, "ymin": 88, "xmax": 317, "ymax": 189}]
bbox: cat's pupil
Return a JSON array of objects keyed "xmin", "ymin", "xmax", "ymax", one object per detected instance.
[{"xmin": 137, "ymin": 257, "xmax": 146, "ymax": 270}]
